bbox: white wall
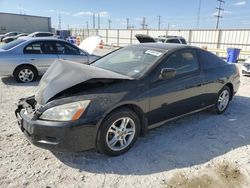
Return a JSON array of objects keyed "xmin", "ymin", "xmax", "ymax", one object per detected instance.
[{"xmin": 71, "ymin": 28, "xmax": 250, "ymax": 59}]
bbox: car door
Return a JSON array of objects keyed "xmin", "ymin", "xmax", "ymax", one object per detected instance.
[
  {"xmin": 23, "ymin": 41, "xmax": 59, "ymax": 74},
  {"xmin": 197, "ymin": 49, "xmax": 228, "ymax": 106},
  {"xmin": 56, "ymin": 41, "xmax": 88, "ymax": 64},
  {"xmin": 147, "ymin": 49, "xmax": 206, "ymax": 125}
]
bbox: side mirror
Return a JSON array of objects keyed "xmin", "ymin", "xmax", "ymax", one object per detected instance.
[{"xmin": 159, "ymin": 68, "xmax": 176, "ymax": 80}]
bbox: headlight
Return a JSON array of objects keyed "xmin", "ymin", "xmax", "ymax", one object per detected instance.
[
  {"xmin": 243, "ymin": 63, "xmax": 250, "ymax": 68},
  {"xmin": 39, "ymin": 100, "xmax": 91, "ymax": 121}
]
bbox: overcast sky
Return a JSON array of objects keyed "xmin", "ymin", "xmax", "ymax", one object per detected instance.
[{"xmin": 0, "ymin": 0, "xmax": 249, "ymax": 30}]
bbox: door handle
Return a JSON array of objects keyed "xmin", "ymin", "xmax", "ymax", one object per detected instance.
[{"xmin": 30, "ymin": 58, "xmax": 36, "ymax": 61}]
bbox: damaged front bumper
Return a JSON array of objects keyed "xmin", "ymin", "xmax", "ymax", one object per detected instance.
[{"xmin": 15, "ymin": 98, "xmax": 96, "ymax": 152}]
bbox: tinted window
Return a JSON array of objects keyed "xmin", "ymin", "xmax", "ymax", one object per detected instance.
[
  {"xmin": 162, "ymin": 50, "xmax": 199, "ymax": 75},
  {"xmin": 166, "ymin": 39, "xmax": 180, "ymax": 44},
  {"xmin": 0, "ymin": 39, "xmax": 25, "ymax": 50},
  {"xmin": 36, "ymin": 33, "xmax": 53, "ymax": 37},
  {"xmin": 198, "ymin": 50, "xmax": 226, "ymax": 70},
  {"xmin": 55, "ymin": 42, "xmax": 80, "ymax": 55},
  {"xmin": 180, "ymin": 39, "xmax": 187, "ymax": 44},
  {"xmin": 24, "ymin": 41, "xmax": 56, "ymax": 54}
]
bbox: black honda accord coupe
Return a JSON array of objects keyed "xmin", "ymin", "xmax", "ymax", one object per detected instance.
[{"xmin": 15, "ymin": 43, "xmax": 240, "ymax": 156}]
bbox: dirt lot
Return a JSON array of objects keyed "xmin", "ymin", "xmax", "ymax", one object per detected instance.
[{"xmin": 0, "ymin": 57, "xmax": 250, "ymax": 187}]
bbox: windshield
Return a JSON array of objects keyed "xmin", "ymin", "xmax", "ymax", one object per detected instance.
[
  {"xmin": 0, "ymin": 39, "xmax": 25, "ymax": 50},
  {"xmin": 92, "ymin": 46, "xmax": 164, "ymax": 78}
]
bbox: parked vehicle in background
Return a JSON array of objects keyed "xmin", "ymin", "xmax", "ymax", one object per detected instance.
[
  {"xmin": 0, "ymin": 31, "xmax": 22, "ymax": 42},
  {"xmin": 156, "ymin": 35, "xmax": 187, "ymax": 44},
  {"xmin": 19, "ymin": 32, "xmax": 56, "ymax": 39},
  {"xmin": 135, "ymin": 34, "xmax": 187, "ymax": 44},
  {"xmin": 242, "ymin": 57, "xmax": 250, "ymax": 75},
  {"xmin": 0, "ymin": 37, "xmax": 100, "ymax": 82},
  {"xmin": 15, "ymin": 43, "xmax": 240, "ymax": 156},
  {"xmin": 2, "ymin": 33, "xmax": 28, "ymax": 43}
]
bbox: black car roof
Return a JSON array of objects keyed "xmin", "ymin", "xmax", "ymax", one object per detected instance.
[{"xmin": 130, "ymin": 43, "xmax": 198, "ymax": 52}]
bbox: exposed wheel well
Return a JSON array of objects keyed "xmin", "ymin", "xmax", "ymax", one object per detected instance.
[
  {"xmin": 13, "ymin": 64, "xmax": 38, "ymax": 76},
  {"xmin": 225, "ymin": 83, "xmax": 234, "ymax": 100}
]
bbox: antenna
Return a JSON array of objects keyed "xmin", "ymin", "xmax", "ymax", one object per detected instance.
[{"xmin": 215, "ymin": 0, "xmax": 225, "ymax": 29}]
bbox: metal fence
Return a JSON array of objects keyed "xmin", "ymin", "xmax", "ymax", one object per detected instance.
[{"xmin": 71, "ymin": 28, "xmax": 250, "ymax": 60}]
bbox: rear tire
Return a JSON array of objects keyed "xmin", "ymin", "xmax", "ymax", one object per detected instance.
[
  {"xmin": 215, "ymin": 86, "xmax": 231, "ymax": 114},
  {"xmin": 96, "ymin": 108, "xmax": 140, "ymax": 156},
  {"xmin": 13, "ymin": 65, "xmax": 38, "ymax": 83}
]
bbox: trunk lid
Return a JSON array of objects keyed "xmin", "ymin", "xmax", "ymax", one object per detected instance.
[{"xmin": 135, "ymin": 34, "xmax": 156, "ymax": 43}]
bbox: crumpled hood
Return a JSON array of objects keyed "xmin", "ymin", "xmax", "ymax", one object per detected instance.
[{"xmin": 35, "ymin": 60, "xmax": 134, "ymax": 105}]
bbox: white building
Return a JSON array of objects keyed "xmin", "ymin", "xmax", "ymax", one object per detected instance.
[{"xmin": 0, "ymin": 12, "xmax": 52, "ymax": 34}]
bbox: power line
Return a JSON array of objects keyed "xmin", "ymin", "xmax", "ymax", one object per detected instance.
[{"xmin": 215, "ymin": 0, "xmax": 225, "ymax": 29}]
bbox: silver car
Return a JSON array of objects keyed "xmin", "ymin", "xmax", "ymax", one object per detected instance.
[{"xmin": 0, "ymin": 38, "xmax": 100, "ymax": 82}]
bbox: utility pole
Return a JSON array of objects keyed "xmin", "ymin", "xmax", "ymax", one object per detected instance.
[
  {"xmin": 86, "ymin": 21, "xmax": 89, "ymax": 30},
  {"xmin": 141, "ymin": 17, "xmax": 147, "ymax": 29},
  {"xmin": 108, "ymin": 19, "xmax": 111, "ymax": 29},
  {"xmin": 98, "ymin": 13, "xmax": 100, "ymax": 29},
  {"xmin": 196, "ymin": 0, "xmax": 202, "ymax": 28},
  {"xmin": 92, "ymin": 13, "xmax": 95, "ymax": 29},
  {"xmin": 215, "ymin": 0, "xmax": 225, "ymax": 29},
  {"xmin": 58, "ymin": 14, "xmax": 61, "ymax": 30},
  {"xmin": 158, "ymin": 16, "xmax": 161, "ymax": 30},
  {"xmin": 126, "ymin": 18, "xmax": 129, "ymax": 29}
]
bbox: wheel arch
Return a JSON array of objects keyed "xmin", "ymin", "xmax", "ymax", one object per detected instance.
[
  {"xmin": 225, "ymin": 82, "xmax": 234, "ymax": 100},
  {"xmin": 13, "ymin": 63, "xmax": 38, "ymax": 76},
  {"xmin": 96, "ymin": 103, "xmax": 148, "ymax": 143}
]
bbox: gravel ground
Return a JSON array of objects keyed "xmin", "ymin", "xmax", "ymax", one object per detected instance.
[{"xmin": 0, "ymin": 56, "xmax": 250, "ymax": 187}]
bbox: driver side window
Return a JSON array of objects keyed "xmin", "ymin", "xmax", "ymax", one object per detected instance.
[{"xmin": 162, "ymin": 50, "xmax": 199, "ymax": 75}]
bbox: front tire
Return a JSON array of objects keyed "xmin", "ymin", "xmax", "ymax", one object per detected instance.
[
  {"xmin": 13, "ymin": 65, "xmax": 38, "ymax": 83},
  {"xmin": 97, "ymin": 108, "xmax": 140, "ymax": 156},
  {"xmin": 215, "ymin": 86, "xmax": 231, "ymax": 114}
]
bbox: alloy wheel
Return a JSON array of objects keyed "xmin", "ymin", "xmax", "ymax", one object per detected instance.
[
  {"xmin": 18, "ymin": 69, "xmax": 34, "ymax": 83},
  {"xmin": 105, "ymin": 117, "xmax": 136, "ymax": 151},
  {"xmin": 217, "ymin": 90, "xmax": 230, "ymax": 112}
]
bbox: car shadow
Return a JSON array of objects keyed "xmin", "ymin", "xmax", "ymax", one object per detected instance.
[
  {"xmin": 1, "ymin": 76, "xmax": 40, "ymax": 87},
  {"xmin": 53, "ymin": 95, "xmax": 250, "ymax": 175}
]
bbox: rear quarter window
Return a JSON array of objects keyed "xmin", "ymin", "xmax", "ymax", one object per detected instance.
[
  {"xmin": 166, "ymin": 39, "xmax": 180, "ymax": 44},
  {"xmin": 198, "ymin": 50, "xmax": 226, "ymax": 70}
]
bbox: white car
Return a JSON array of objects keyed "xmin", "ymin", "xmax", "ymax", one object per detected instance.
[
  {"xmin": 0, "ymin": 36, "xmax": 101, "ymax": 82},
  {"xmin": 242, "ymin": 58, "xmax": 250, "ymax": 75}
]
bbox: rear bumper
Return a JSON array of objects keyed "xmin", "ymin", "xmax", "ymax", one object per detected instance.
[{"xmin": 15, "ymin": 109, "xmax": 96, "ymax": 152}]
